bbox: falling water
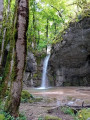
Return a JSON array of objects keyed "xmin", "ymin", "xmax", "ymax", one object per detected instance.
[{"xmin": 41, "ymin": 54, "xmax": 50, "ymax": 89}]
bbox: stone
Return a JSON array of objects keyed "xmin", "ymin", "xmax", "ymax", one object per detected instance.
[
  {"xmin": 49, "ymin": 17, "xmax": 90, "ymax": 86},
  {"xmin": 25, "ymin": 52, "xmax": 37, "ymax": 73},
  {"xmin": 23, "ymin": 52, "xmax": 37, "ymax": 87},
  {"xmin": 87, "ymin": 118, "xmax": 90, "ymax": 120}
]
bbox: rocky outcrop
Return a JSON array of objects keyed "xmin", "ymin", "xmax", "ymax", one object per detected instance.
[
  {"xmin": 23, "ymin": 51, "xmax": 46, "ymax": 87},
  {"xmin": 49, "ymin": 17, "xmax": 90, "ymax": 86},
  {"xmin": 23, "ymin": 52, "xmax": 37, "ymax": 86}
]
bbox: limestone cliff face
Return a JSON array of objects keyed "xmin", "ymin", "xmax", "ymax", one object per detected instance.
[{"xmin": 49, "ymin": 17, "xmax": 90, "ymax": 86}]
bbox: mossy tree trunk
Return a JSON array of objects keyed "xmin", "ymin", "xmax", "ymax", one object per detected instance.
[
  {"xmin": 5, "ymin": 0, "xmax": 29, "ymax": 117},
  {"xmin": 0, "ymin": 0, "xmax": 4, "ymax": 67},
  {"xmin": 0, "ymin": 0, "xmax": 16, "ymax": 98},
  {"xmin": 0, "ymin": 0, "xmax": 11, "ymax": 69}
]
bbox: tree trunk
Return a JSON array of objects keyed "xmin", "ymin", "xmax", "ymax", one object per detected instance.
[
  {"xmin": 0, "ymin": 0, "xmax": 11, "ymax": 67},
  {"xmin": 0, "ymin": 0, "xmax": 3, "ymax": 32},
  {"xmin": 0, "ymin": 0, "xmax": 4, "ymax": 66},
  {"xmin": 46, "ymin": 18, "xmax": 49, "ymax": 51},
  {"xmin": 5, "ymin": 0, "xmax": 29, "ymax": 117},
  {"xmin": 54, "ymin": 23, "xmax": 57, "ymax": 35},
  {"xmin": 37, "ymin": 29, "xmax": 40, "ymax": 45}
]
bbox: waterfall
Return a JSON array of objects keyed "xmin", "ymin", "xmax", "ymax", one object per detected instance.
[{"xmin": 41, "ymin": 54, "xmax": 50, "ymax": 89}]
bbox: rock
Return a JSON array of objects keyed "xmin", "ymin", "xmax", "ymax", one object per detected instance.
[
  {"xmin": 26, "ymin": 52, "xmax": 37, "ymax": 73},
  {"xmin": 23, "ymin": 52, "xmax": 46, "ymax": 87},
  {"xmin": 67, "ymin": 101, "xmax": 74, "ymax": 106},
  {"xmin": 87, "ymin": 118, "xmax": 90, "ymax": 120},
  {"xmin": 49, "ymin": 17, "xmax": 90, "ymax": 86},
  {"xmin": 23, "ymin": 52, "xmax": 37, "ymax": 87}
]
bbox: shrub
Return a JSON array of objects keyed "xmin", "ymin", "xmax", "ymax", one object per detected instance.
[{"xmin": 61, "ymin": 107, "xmax": 74, "ymax": 115}]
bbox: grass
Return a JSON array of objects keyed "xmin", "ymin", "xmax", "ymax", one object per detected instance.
[
  {"xmin": 38, "ymin": 115, "xmax": 62, "ymax": 120},
  {"xmin": 61, "ymin": 106, "xmax": 74, "ymax": 115},
  {"xmin": 61, "ymin": 106, "xmax": 90, "ymax": 120}
]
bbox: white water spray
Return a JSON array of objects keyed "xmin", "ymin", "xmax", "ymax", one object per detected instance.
[{"xmin": 41, "ymin": 54, "xmax": 50, "ymax": 89}]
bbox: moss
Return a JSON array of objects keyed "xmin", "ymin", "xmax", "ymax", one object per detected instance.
[
  {"xmin": 21, "ymin": 90, "xmax": 34, "ymax": 103},
  {"xmin": 33, "ymin": 73, "xmax": 38, "ymax": 78},
  {"xmin": 35, "ymin": 97, "xmax": 43, "ymax": 102},
  {"xmin": 21, "ymin": 90, "xmax": 43, "ymax": 103},
  {"xmin": 21, "ymin": 90, "xmax": 34, "ymax": 99},
  {"xmin": 5, "ymin": 87, "xmax": 10, "ymax": 97},
  {"xmin": 45, "ymin": 115, "xmax": 62, "ymax": 120},
  {"xmin": 4, "ymin": 95, "xmax": 11, "ymax": 112},
  {"xmin": 0, "ymin": 114, "xmax": 5, "ymax": 120}
]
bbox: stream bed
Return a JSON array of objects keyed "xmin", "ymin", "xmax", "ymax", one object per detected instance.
[{"xmin": 20, "ymin": 87, "xmax": 90, "ymax": 120}]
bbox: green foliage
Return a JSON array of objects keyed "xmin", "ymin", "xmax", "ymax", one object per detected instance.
[
  {"xmin": 61, "ymin": 106, "xmax": 74, "ymax": 115},
  {"xmin": 0, "ymin": 111, "xmax": 27, "ymax": 120},
  {"xmin": 0, "ymin": 100, "xmax": 27, "ymax": 120},
  {"xmin": 21, "ymin": 90, "xmax": 34, "ymax": 103},
  {"xmin": 0, "ymin": 77, "xmax": 2, "ymax": 81},
  {"xmin": 21, "ymin": 90, "xmax": 43, "ymax": 103},
  {"xmin": 0, "ymin": 114, "xmax": 5, "ymax": 120},
  {"xmin": 38, "ymin": 115, "xmax": 62, "ymax": 120},
  {"xmin": 45, "ymin": 115, "xmax": 62, "ymax": 120},
  {"xmin": 61, "ymin": 107, "xmax": 90, "ymax": 120},
  {"xmin": 76, "ymin": 108, "xmax": 90, "ymax": 120},
  {"xmin": 27, "ymin": 0, "xmax": 90, "ymax": 51}
]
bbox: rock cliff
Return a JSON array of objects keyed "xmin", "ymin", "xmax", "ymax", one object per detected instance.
[
  {"xmin": 23, "ymin": 51, "xmax": 46, "ymax": 87},
  {"xmin": 49, "ymin": 17, "xmax": 90, "ymax": 86}
]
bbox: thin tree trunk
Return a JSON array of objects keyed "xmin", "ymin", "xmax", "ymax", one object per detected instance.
[
  {"xmin": 0, "ymin": 0, "xmax": 4, "ymax": 66},
  {"xmin": 55, "ymin": 23, "xmax": 57, "ymax": 35},
  {"xmin": 46, "ymin": 19, "xmax": 49, "ymax": 38},
  {"xmin": 0, "ymin": 0, "xmax": 3, "ymax": 30},
  {"xmin": 0, "ymin": 0, "xmax": 11, "ymax": 68},
  {"xmin": 5, "ymin": 0, "xmax": 29, "ymax": 117},
  {"xmin": 46, "ymin": 18, "xmax": 49, "ymax": 51},
  {"xmin": 37, "ymin": 29, "xmax": 40, "ymax": 45}
]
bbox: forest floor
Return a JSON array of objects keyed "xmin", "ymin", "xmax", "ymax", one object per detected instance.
[{"xmin": 20, "ymin": 87, "xmax": 90, "ymax": 120}]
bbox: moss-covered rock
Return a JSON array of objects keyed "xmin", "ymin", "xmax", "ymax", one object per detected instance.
[
  {"xmin": 21, "ymin": 90, "xmax": 43, "ymax": 103},
  {"xmin": 21, "ymin": 90, "xmax": 34, "ymax": 103}
]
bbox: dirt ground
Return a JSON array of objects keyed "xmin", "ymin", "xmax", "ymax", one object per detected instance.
[{"xmin": 20, "ymin": 87, "xmax": 90, "ymax": 120}]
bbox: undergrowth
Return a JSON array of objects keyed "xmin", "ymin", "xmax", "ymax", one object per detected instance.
[
  {"xmin": 61, "ymin": 106, "xmax": 90, "ymax": 120},
  {"xmin": 0, "ymin": 100, "xmax": 27, "ymax": 120}
]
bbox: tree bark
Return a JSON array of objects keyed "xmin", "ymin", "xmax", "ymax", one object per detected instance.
[
  {"xmin": 0, "ymin": 0, "xmax": 11, "ymax": 67},
  {"xmin": 0, "ymin": 0, "xmax": 3, "ymax": 66},
  {"xmin": 5, "ymin": 0, "xmax": 29, "ymax": 117}
]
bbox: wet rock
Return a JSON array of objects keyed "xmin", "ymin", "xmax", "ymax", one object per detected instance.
[{"xmin": 49, "ymin": 17, "xmax": 90, "ymax": 86}]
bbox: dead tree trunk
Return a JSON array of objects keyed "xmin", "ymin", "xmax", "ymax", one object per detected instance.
[{"xmin": 5, "ymin": 0, "xmax": 29, "ymax": 117}]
